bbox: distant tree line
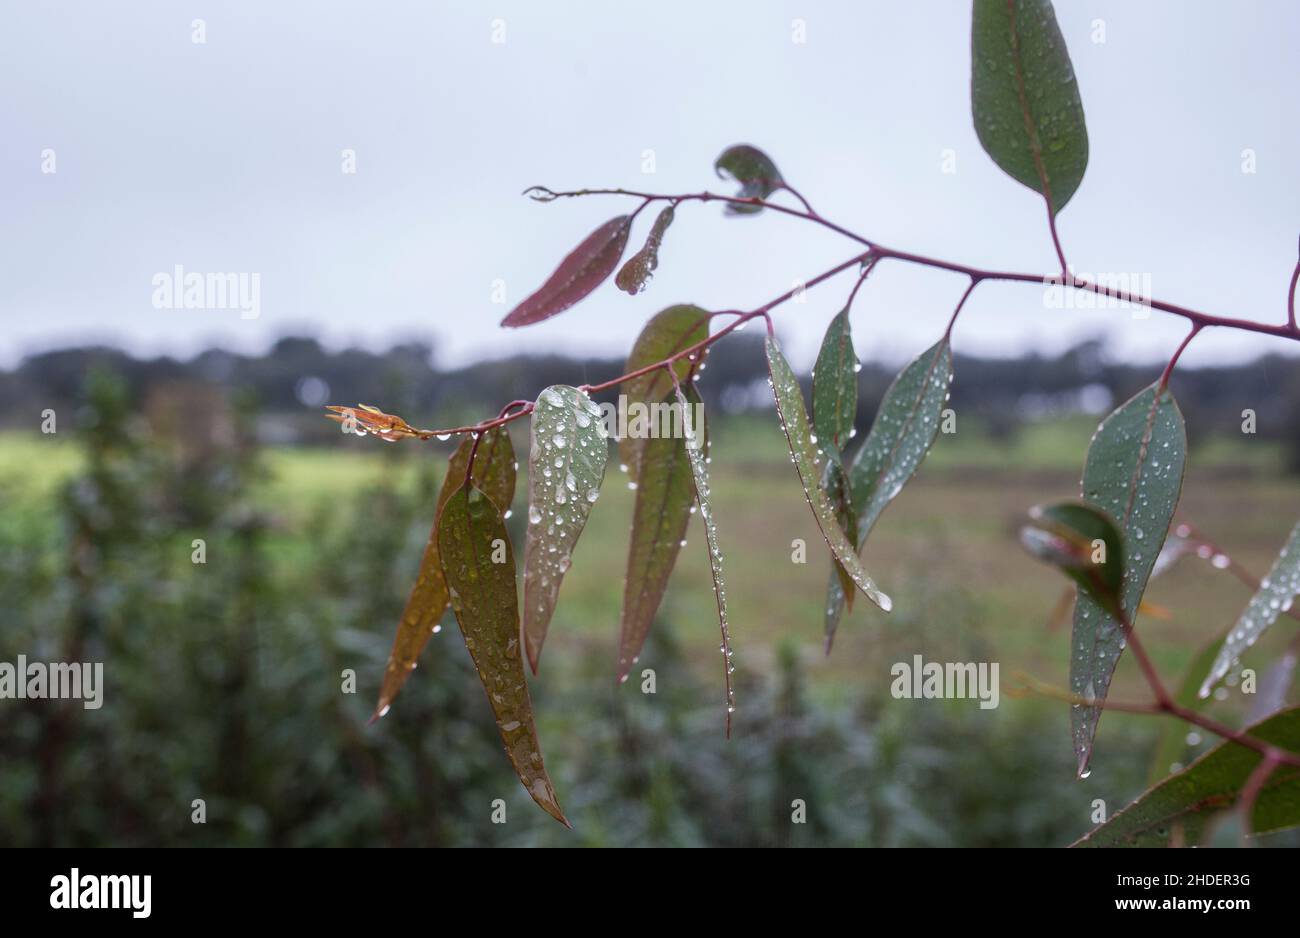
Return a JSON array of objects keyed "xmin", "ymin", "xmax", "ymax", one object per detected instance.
[{"xmin": 3, "ymin": 335, "xmax": 1297, "ymax": 469}]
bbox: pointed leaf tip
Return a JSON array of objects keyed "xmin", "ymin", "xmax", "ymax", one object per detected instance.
[
  {"xmin": 1070, "ymin": 383, "xmax": 1186, "ymax": 776},
  {"xmin": 502, "ymin": 215, "xmax": 632, "ymax": 327},
  {"xmin": 372, "ymin": 427, "xmax": 515, "ymax": 721},
  {"xmin": 765, "ymin": 335, "xmax": 891, "ymax": 613},
  {"xmin": 438, "ymin": 481, "xmax": 568, "ymax": 827},
  {"xmin": 824, "ymin": 338, "xmax": 951, "ymax": 646},
  {"xmin": 673, "ymin": 385, "xmax": 736, "ymax": 736}
]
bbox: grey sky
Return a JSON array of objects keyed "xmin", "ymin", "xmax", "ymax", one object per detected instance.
[{"xmin": 2, "ymin": 1, "xmax": 1297, "ymax": 372}]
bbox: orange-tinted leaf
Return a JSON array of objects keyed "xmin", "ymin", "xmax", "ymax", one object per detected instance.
[{"xmin": 371, "ymin": 428, "xmax": 515, "ymax": 721}]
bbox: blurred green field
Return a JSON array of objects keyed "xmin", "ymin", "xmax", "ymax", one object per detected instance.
[
  {"xmin": 5, "ymin": 419, "xmax": 1294, "ymax": 704},
  {"xmin": 3, "ymin": 414, "xmax": 1297, "ymax": 846}
]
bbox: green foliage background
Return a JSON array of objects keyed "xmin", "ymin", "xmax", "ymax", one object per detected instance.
[{"xmin": 3, "ymin": 366, "xmax": 1297, "ymax": 846}]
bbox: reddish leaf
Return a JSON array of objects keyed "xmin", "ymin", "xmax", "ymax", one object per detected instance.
[
  {"xmin": 501, "ymin": 215, "xmax": 632, "ymax": 327},
  {"xmin": 439, "ymin": 480, "xmax": 569, "ymax": 827},
  {"xmin": 616, "ymin": 387, "xmax": 705, "ymax": 682}
]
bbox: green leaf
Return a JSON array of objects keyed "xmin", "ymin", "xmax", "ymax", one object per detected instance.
[
  {"xmin": 674, "ymin": 385, "xmax": 736, "ymax": 735},
  {"xmin": 615, "ymin": 205, "xmax": 675, "ymax": 296},
  {"xmin": 617, "ymin": 387, "xmax": 705, "ymax": 683},
  {"xmin": 824, "ymin": 339, "xmax": 952, "ymax": 647},
  {"xmin": 438, "ymin": 480, "xmax": 569, "ymax": 827},
  {"xmin": 1071, "ymin": 383, "xmax": 1186, "ymax": 777},
  {"xmin": 1020, "ymin": 502, "xmax": 1124, "ymax": 616},
  {"xmin": 521, "ymin": 385, "xmax": 609, "ymax": 673},
  {"xmin": 766, "ymin": 335, "xmax": 891, "ymax": 613},
  {"xmin": 372, "ymin": 428, "xmax": 515, "ymax": 721},
  {"xmin": 1074, "ymin": 707, "xmax": 1300, "ymax": 847},
  {"xmin": 971, "ymin": 0, "xmax": 1089, "ymax": 214},
  {"xmin": 1148, "ymin": 630, "xmax": 1229, "ymax": 785},
  {"xmin": 501, "ymin": 215, "xmax": 632, "ymax": 327},
  {"xmin": 821, "ymin": 451, "xmax": 859, "ymax": 622},
  {"xmin": 714, "ymin": 144, "xmax": 784, "ymax": 214},
  {"xmin": 812, "ymin": 308, "xmax": 858, "ymax": 450},
  {"xmin": 618, "ymin": 305, "xmax": 711, "ymax": 479},
  {"xmin": 1200, "ymin": 520, "xmax": 1300, "ymax": 698}
]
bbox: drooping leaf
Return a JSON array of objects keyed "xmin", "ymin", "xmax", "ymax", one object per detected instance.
[
  {"xmin": 615, "ymin": 205, "xmax": 675, "ymax": 295},
  {"xmin": 824, "ymin": 339, "xmax": 951, "ymax": 647},
  {"xmin": 674, "ymin": 385, "xmax": 735, "ymax": 736},
  {"xmin": 812, "ymin": 308, "xmax": 858, "ymax": 450},
  {"xmin": 971, "ymin": 0, "xmax": 1089, "ymax": 214},
  {"xmin": 766, "ymin": 335, "xmax": 891, "ymax": 612},
  {"xmin": 714, "ymin": 144, "xmax": 784, "ymax": 214},
  {"xmin": 372, "ymin": 428, "xmax": 515, "ymax": 721},
  {"xmin": 1071, "ymin": 383, "xmax": 1186, "ymax": 777},
  {"xmin": 521, "ymin": 385, "xmax": 609, "ymax": 673},
  {"xmin": 501, "ymin": 215, "xmax": 632, "ymax": 327},
  {"xmin": 1148, "ymin": 630, "xmax": 1227, "ymax": 785},
  {"xmin": 821, "ymin": 450, "xmax": 858, "ymax": 620},
  {"xmin": 438, "ymin": 481, "xmax": 568, "ymax": 827},
  {"xmin": 1020, "ymin": 502, "xmax": 1124, "ymax": 616},
  {"xmin": 1074, "ymin": 707, "xmax": 1300, "ymax": 847},
  {"xmin": 1200, "ymin": 520, "xmax": 1300, "ymax": 698},
  {"xmin": 617, "ymin": 386, "xmax": 705, "ymax": 683},
  {"xmin": 618, "ymin": 305, "xmax": 710, "ymax": 479}
]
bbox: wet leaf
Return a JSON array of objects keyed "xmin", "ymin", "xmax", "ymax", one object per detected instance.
[
  {"xmin": 821, "ymin": 451, "xmax": 858, "ymax": 618},
  {"xmin": 1201, "ymin": 520, "xmax": 1300, "ymax": 698},
  {"xmin": 615, "ymin": 205, "xmax": 675, "ymax": 295},
  {"xmin": 1247, "ymin": 648, "xmax": 1300, "ymax": 725},
  {"xmin": 521, "ymin": 385, "xmax": 609, "ymax": 673},
  {"xmin": 438, "ymin": 481, "xmax": 568, "ymax": 827},
  {"xmin": 1020, "ymin": 502, "xmax": 1124, "ymax": 616},
  {"xmin": 674, "ymin": 385, "xmax": 735, "ymax": 735},
  {"xmin": 812, "ymin": 308, "xmax": 857, "ymax": 450},
  {"xmin": 766, "ymin": 335, "xmax": 891, "ymax": 613},
  {"xmin": 714, "ymin": 144, "xmax": 784, "ymax": 214},
  {"xmin": 824, "ymin": 339, "xmax": 951, "ymax": 647},
  {"xmin": 971, "ymin": 0, "xmax": 1089, "ymax": 214},
  {"xmin": 372, "ymin": 428, "xmax": 515, "ymax": 721},
  {"xmin": 1075, "ymin": 707, "xmax": 1300, "ymax": 847},
  {"xmin": 501, "ymin": 215, "xmax": 632, "ymax": 327},
  {"xmin": 618, "ymin": 304, "xmax": 710, "ymax": 479},
  {"xmin": 1071, "ymin": 383, "xmax": 1186, "ymax": 777},
  {"xmin": 617, "ymin": 387, "xmax": 705, "ymax": 683}
]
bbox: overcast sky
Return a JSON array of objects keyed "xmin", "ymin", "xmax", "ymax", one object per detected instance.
[{"xmin": 2, "ymin": 1, "xmax": 1297, "ymax": 372}]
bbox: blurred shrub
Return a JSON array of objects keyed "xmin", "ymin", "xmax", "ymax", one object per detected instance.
[{"xmin": 0, "ymin": 369, "xmax": 1150, "ymax": 847}]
